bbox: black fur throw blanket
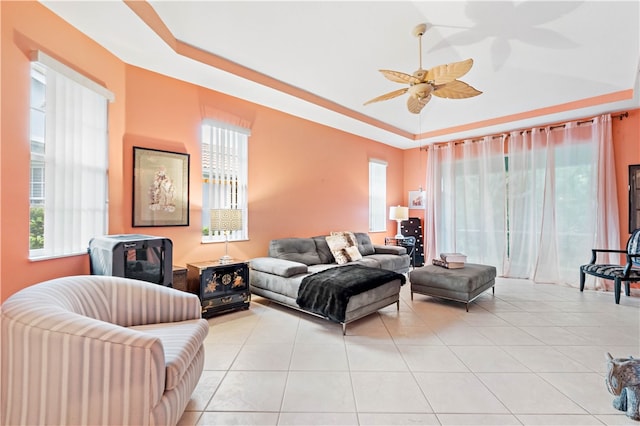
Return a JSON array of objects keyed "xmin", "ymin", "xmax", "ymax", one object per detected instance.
[{"xmin": 296, "ymin": 264, "xmax": 406, "ymax": 323}]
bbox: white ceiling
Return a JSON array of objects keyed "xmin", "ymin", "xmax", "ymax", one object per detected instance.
[{"xmin": 41, "ymin": 1, "xmax": 640, "ymax": 149}]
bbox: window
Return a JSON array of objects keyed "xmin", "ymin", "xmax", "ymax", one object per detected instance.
[
  {"xmin": 29, "ymin": 52, "xmax": 113, "ymax": 259},
  {"xmin": 429, "ymin": 117, "xmax": 617, "ymax": 286},
  {"xmin": 369, "ymin": 159, "xmax": 387, "ymax": 232},
  {"xmin": 201, "ymin": 120, "xmax": 249, "ymax": 242}
]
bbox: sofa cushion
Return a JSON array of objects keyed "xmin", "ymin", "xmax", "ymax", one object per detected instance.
[
  {"xmin": 129, "ymin": 319, "xmax": 209, "ymax": 391},
  {"xmin": 374, "ymin": 244, "xmax": 406, "ymax": 255},
  {"xmin": 326, "ymin": 233, "xmax": 363, "ymax": 264},
  {"xmin": 312, "ymin": 236, "xmax": 335, "ymax": 264},
  {"xmin": 354, "ymin": 257, "xmax": 381, "ymax": 269},
  {"xmin": 250, "ymin": 257, "xmax": 308, "ymax": 277},
  {"xmin": 354, "ymin": 232, "xmax": 376, "ymax": 256},
  {"xmin": 366, "ymin": 253, "xmax": 410, "ymax": 272},
  {"xmin": 269, "ymin": 238, "xmax": 323, "ymax": 265}
]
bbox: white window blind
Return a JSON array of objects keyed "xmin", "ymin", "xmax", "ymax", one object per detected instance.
[
  {"xmin": 201, "ymin": 120, "xmax": 249, "ymax": 242},
  {"xmin": 369, "ymin": 159, "xmax": 387, "ymax": 232},
  {"xmin": 29, "ymin": 55, "xmax": 112, "ymax": 259}
]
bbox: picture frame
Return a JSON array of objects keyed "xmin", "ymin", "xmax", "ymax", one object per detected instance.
[
  {"xmin": 408, "ymin": 190, "xmax": 426, "ymax": 209},
  {"xmin": 133, "ymin": 147, "xmax": 190, "ymax": 227}
]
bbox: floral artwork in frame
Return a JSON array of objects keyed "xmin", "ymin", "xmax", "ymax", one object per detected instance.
[
  {"xmin": 133, "ymin": 147, "xmax": 190, "ymax": 227},
  {"xmin": 408, "ymin": 190, "xmax": 426, "ymax": 209}
]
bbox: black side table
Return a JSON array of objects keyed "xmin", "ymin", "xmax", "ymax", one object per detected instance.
[
  {"xmin": 186, "ymin": 260, "xmax": 250, "ymax": 317},
  {"xmin": 385, "ymin": 237, "xmax": 416, "ymax": 268}
]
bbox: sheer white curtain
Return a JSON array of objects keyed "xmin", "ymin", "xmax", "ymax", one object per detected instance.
[
  {"xmin": 425, "ymin": 114, "xmax": 619, "ymax": 289},
  {"xmin": 506, "ymin": 114, "xmax": 620, "ymax": 288},
  {"xmin": 425, "ymin": 142, "xmax": 453, "ymax": 263},
  {"xmin": 503, "ymin": 127, "xmax": 546, "ymax": 279},
  {"xmin": 425, "ymin": 137, "xmax": 507, "ymax": 271}
]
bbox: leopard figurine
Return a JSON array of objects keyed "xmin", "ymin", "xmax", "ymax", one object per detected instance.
[{"xmin": 606, "ymin": 352, "xmax": 640, "ymax": 420}]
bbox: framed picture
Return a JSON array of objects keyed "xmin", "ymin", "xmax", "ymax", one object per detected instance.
[
  {"xmin": 133, "ymin": 147, "xmax": 190, "ymax": 227},
  {"xmin": 408, "ymin": 190, "xmax": 426, "ymax": 209}
]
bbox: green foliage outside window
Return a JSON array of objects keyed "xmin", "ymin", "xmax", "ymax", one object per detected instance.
[{"xmin": 30, "ymin": 206, "xmax": 44, "ymax": 249}]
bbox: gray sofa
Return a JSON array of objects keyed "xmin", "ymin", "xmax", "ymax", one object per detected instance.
[{"xmin": 249, "ymin": 232, "xmax": 410, "ymax": 333}]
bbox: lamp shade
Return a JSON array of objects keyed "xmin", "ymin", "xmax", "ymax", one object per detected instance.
[
  {"xmin": 210, "ymin": 209, "xmax": 243, "ymax": 232},
  {"xmin": 389, "ymin": 206, "xmax": 409, "ymax": 221}
]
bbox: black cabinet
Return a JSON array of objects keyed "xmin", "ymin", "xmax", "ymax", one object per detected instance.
[
  {"xmin": 187, "ymin": 260, "xmax": 250, "ymax": 318},
  {"xmin": 630, "ymin": 165, "xmax": 640, "ymax": 233},
  {"xmin": 401, "ymin": 217, "xmax": 424, "ymax": 266},
  {"xmin": 172, "ymin": 265, "xmax": 188, "ymax": 292}
]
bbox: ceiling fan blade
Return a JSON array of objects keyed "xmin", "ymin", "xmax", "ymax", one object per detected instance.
[
  {"xmin": 379, "ymin": 70, "xmax": 421, "ymax": 85},
  {"xmin": 363, "ymin": 88, "xmax": 409, "ymax": 106},
  {"xmin": 432, "ymin": 80, "xmax": 483, "ymax": 99},
  {"xmin": 425, "ymin": 58, "xmax": 474, "ymax": 85},
  {"xmin": 407, "ymin": 94, "xmax": 431, "ymax": 114}
]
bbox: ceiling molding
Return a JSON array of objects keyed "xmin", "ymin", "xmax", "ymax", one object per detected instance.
[{"xmin": 124, "ymin": 0, "xmax": 415, "ymax": 140}]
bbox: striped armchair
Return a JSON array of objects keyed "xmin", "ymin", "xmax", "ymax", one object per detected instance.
[{"xmin": 1, "ymin": 275, "xmax": 209, "ymax": 425}]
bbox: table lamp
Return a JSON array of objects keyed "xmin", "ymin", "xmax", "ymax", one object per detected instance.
[
  {"xmin": 210, "ymin": 208, "xmax": 242, "ymax": 263},
  {"xmin": 389, "ymin": 205, "xmax": 409, "ymax": 239}
]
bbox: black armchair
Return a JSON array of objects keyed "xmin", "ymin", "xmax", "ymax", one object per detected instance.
[
  {"xmin": 399, "ymin": 236, "xmax": 416, "ymax": 268},
  {"xmin": 579, "ymin": 228, "xmax": 640, "ymax": 304}
]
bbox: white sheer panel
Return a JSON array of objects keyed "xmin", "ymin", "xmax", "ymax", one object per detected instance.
[
  {"xmin": 507, "ymin": 115, "xmax": 619, "ymax": 287},
  {"xmin": 455, "ymin": 137, "xmax": 507, "ymax": 269},
  {"xmin": 201, "ymin": 121, "xmax": 249, "ymax": 242},
  {"xmin": 32, "ymin": 64, "xmax": 108, "ymax": 259},
  {"xmin": 594, "ymin": 115, "xmax": 622, "ymax": 267},
  {"xmin": 505, "ymin": 128, "xmax": 547, "ymax": 279},
  {"xmin": 425, "ymin": 143, "xmax": 455, "ymax": 262},
  {"xmin": 369, "ymin": 159, "xmax": 387, "ymax": 232},
  {"xmin": 425, "ymin": 139, "xmax": 506, "ymax": 269},
  {"xmin": 425, "ymin": 114, "xmax": 618, "ymax": 288}
]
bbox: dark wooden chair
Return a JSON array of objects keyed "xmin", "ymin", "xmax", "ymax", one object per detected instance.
[
  {"xmin": 580, "ymin": 228, "xmax": 640, "ymax": 303},
  {"xmin": 399, "ymin": 236, "xmax": 416, "ymax": 268}
]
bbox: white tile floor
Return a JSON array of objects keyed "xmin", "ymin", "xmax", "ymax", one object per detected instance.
[{"xmin": 178, "ymin": 277, "xmax": 640, "ymax": 426}]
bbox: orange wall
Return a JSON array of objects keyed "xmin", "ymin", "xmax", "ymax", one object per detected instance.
[
  {"xmin": 1, "ymin": 2, "xmax": 126, "ymax": 301},
  {"xmin": 612, "ymin": 109, "xmax": 640, "ymax": 243},
  {"xmin": 402, "ymin": 145, "xmax": 428, "ymax": 225},
  {"xmin": 1, "ymin": 2, "xmax": 638, "ymax": 302},
  {"xmin": 119, "ymin": 65, "xmax": 405, "ymax": 268},
  {"xmin": 0, "ymin": 2, "xmax": 404, "ymax": 302}
]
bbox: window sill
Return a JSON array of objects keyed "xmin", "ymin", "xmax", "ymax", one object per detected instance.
[
  {"xmin": 29, "ymin": 251, "xmax": 87, "ymax": 262},
  {"xmin": 201, "ymin": 238, "xmax": 249, "ymax": 244}
]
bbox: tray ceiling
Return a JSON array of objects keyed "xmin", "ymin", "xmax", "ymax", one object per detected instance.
[{"xmin": 41, "ymin": 1, "xmax": 640, "ymax": 149}]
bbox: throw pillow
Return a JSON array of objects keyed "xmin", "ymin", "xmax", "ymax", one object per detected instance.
[
  {"xmin": 326, "ymin": 232, "xmax": 363, "ymax": 264},
  {"xmin": 330, "ymin": 231, "xmax": 359, "ymax": 247},
  {"xmin": 344, "ymin": 244, "xmax": 363, "ymax": 261},
  {"xmin": 332, "ymin": 232, "xmax": 363, "ymax": 261}
]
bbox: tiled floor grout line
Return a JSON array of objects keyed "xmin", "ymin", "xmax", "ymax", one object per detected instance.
[
  {"xmin": 404, "ymin": 286, "xmax": 521, "ymax": 424},
  {"xmin": 182, "ymin": 278, "xmax": 640, "ymax": 425}
]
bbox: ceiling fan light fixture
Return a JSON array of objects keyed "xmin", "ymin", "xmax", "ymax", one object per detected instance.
[{"xmin": 364, "ymin": 22, "xmax": 481, "ymax": 114}]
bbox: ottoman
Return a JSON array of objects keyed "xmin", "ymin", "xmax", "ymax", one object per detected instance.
[{"xmin": 409, "ymin": 263, "xmax": 497, "ymax": 311}]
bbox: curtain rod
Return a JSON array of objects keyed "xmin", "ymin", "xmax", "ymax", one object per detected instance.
[{"xmin": 419, "ymin": 111, "xmax": 628, "ymax": 150}]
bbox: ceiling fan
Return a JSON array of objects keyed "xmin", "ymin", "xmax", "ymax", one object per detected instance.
[{"xmin": 364, "ymin": 23, "xmax": 482, "ymax": 114}]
